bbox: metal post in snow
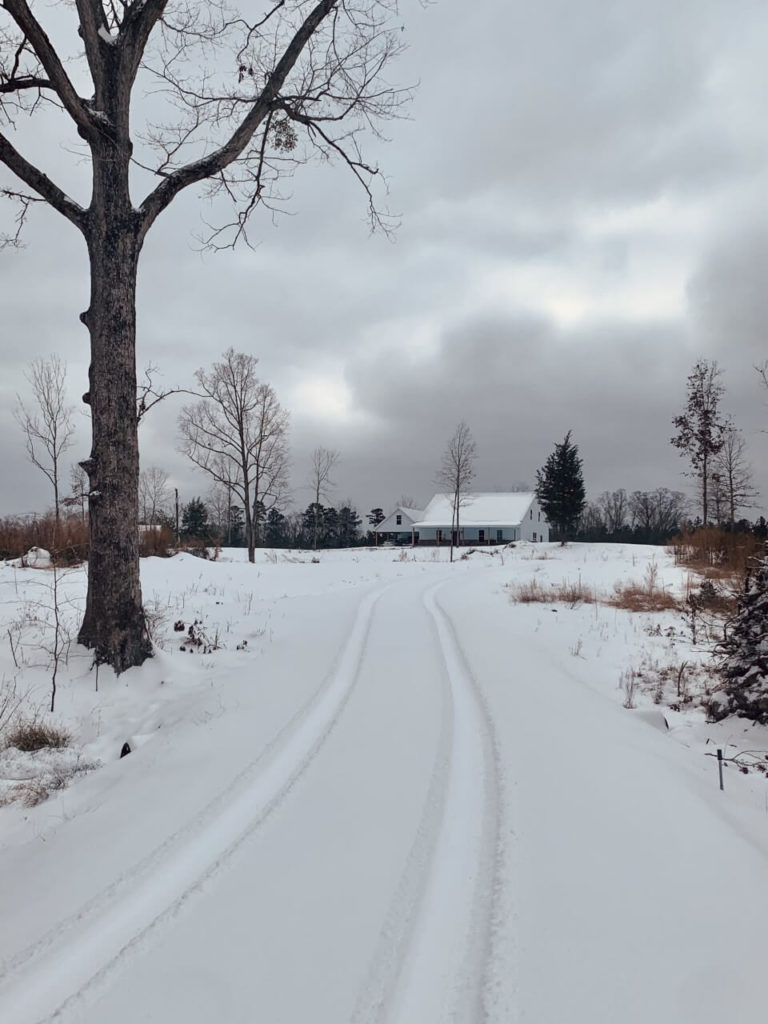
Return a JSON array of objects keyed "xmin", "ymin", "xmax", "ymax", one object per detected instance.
[{"xmin": 717, "ymin": 748, "xmax": 724, "ymax": 791}]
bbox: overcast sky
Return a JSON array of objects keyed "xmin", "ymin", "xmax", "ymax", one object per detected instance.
[{"xmin": 2, "ymin": 0, "xmax": 767, "ymax": 521}]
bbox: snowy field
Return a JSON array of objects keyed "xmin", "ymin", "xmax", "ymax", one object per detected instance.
[{"xmin": 0, "ymin": 542, "xmax": 767, "ymax": 1023}]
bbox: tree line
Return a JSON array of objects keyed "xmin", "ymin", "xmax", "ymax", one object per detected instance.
[
  {"xmin": 159, "ymin": 496, "xmax": 374, "ymax": 551},
  {"xmin": 534, "ymin": 357, "xmax": 764, "ymax": 544}
]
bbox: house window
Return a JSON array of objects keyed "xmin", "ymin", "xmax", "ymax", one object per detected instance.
[
  {"xmin": 496, "ymin": 529, "xmax": 503, "ymax": 542},
  {"xmin": 479, "ymin": 529, "xmax": 485, "ymax": 542},
  {"xmin": 533, "ymin": 532, "xmax": 538, "ymax": 542},
  {"xmin": 530, "ymin": 509, "xmax": 533, "ymax": 519},
  {"xmin": 436, "ymin": 529, "xmax": 443, "ymax": 544},
  {"xmin": 396, "ymin": 514, "xmax": 402, "ymax": 525},
  {"xmin": 538, "ymin": 511, "xmax": 541, "ymax": 521}
]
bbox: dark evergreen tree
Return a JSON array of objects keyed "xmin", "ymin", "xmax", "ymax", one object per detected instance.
[
  {"xmin": 713, "ymin": 547, "xmax": 768, "ymax": 722},
  {"xmin": 338, "ymin": 505, "xmax": 362, "ymax": 547},
  {"xmin": 252, "ymin": 499, "xmax": 266, "ymax": 546},
  {"xmin": 366, "ymin": 507, "xmax": 385, "ymax": 544},
  {"xmin": 181, "ymin": 497, "xmax": 212, "ymax": 543},
  {"xmin": 227, "ymin": 505, "xmax": 245, "ymax": 547},
  {"xmin": 265, "ymin": 508, "xmax": 288, "ymax": 547},
  {"xmin": 323, "ymin": 506, "xmax": 340, "ymax": 547},
  {"xmin": 301, "ymin": 503, "xmax": 326, "ymax": 548},
  {"xmin": 535, "ymin": 431, "xmax": 586, "ymax": 544}
]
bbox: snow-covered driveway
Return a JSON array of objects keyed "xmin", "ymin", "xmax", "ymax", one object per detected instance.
[{"xmin": 1, "ymin": 550, "xmax": 768, "ymax": 1023}]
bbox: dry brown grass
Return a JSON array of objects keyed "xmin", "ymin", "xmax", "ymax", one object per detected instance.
[
  {"xmin": 5, "ymin": 718, "xmax": 71, "ymax": 752},
  {"xmin": 607, "ymin": 582, "xmax": 678, "ymax": 612},
  {"xmin": 0, "ymin": 515, "xmax": 89, "ymax": 565},
  {"xmin": 139, "ymin": 525, "xmax": 175, "ymax": 557},
  {"xmin": 606, "ymin": 561, "xmax": 679, "ymax": 612},
  {"xmin": 0, "ymin": 516, "xmax": 179, "ymax": 562},
  {"xmin": 510, "ymin": 577, "xmax": 597, "ymax": 606},
  {"xmin": 669, "ymin": 527, "xmax": 763, "ymax": 577}
]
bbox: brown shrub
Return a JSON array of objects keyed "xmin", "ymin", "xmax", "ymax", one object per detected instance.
[
  {"xmin": 608, "ymin": 583, "xmax": 679, "ymax": 612},
  {"xmin": 510, "ymin": 577, "xmax": 596, "ymax": 606},
  {"xmin": 139, "ymin": 524, "xmax": 175, "ymax": 557},
  {"xmin": 669, "ymin": 527, "xmax": 762, "ymax": 576},
  {"xmin": 0, "ymin": 514, "xmax": 88, "ymax": 564},
  {"xmin": 683, "ymin": 576, "xmax": 738, "ymax": 616},
  {"xmin": 5, "ymin": 718, "xmax": 71, "ymax": 752}
]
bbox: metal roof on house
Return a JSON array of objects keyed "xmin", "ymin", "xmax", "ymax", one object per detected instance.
[{"xmin": 414, "ymin": 492, "xmax": 537, "ymax": 528}]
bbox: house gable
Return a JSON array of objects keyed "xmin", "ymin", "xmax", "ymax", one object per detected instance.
[{"xmin": 375, "ymin": 505, "xmax": 424, "ymax": 534}]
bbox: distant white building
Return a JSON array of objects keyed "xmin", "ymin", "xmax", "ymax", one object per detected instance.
[
  {"xmin": 412, "ymin": 492, "xmax": 548, "ymax": 546},
  {"xmin": 374, "ymin": 505, "xmax": 424, "ymax": 544}
]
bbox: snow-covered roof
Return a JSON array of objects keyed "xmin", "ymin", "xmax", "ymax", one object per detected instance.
[
  {"xmin": 414, "ymin": 492, "xmax": 537, "ymax": 528},
  {"xmin": 376, "ymin": 505, "xmax": 425, "ymax": 532}
]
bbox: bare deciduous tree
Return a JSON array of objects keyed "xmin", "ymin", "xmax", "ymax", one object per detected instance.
[
  {"xmin": 436, "ymin": 421, "xmax": 477, "ymax": 563},
  {"xmin": 14, "ymin": 355, "xmax": 75, "ymax": 521},
  {"xmin": 139, "ymin": 466, "xmax": 171, "ymax": 525},
  {"xmin": 711, "ymin": 421, "xmax": 758, "ymax": 524},
  {"xmin": 63, "ymin": 463, "xmax": 89, "ymax": 521},
  {"xmin": 1, "ymin": 1, "xmax": 406, "ymax": 671},
  {"xmin": 308, "ymin": 446, "xmax": 340, "ymax": 549},
  {"xmin": 671, "ymin": 359, "xmax": 727, "ymax": 524},
  {"xmin": 628, "ymin": 488, "xmax": 687, "ymax": 539},
  {"xmin": 597, "ymin": 488, "xmax": 629, "ymax": 533},
  {"xmin": 397, "ymin": 494, "xmax": 420, "ymax": 510},
  {"xmin": 179, "ymin": 349, "xmax": 289, "ymax": 562}
]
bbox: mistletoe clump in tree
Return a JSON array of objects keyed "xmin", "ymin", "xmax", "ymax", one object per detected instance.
[
  {"xmin": 535, "ymin": 431, "xmax": 586, "ymax": 544},
  {"xmin": 712, "ymin": 548, "xmax": 768, "ymax": 723},
  {"xmin": 0, "ymin": 0, "xmax": 405, "ymax": 673}
]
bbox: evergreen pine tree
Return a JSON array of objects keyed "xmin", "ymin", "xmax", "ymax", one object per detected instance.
[
  {"xmin": 338, "ymin": 505, "xmax": 362, "ymax": 547},
  {"xmin": 323, "ymin": 506, "xmax": 340, "ymax": 547},
  {"xmin": 181, "ymin": 497, "xmax": 212, "ymax": 543},
  {"xmin": 302, "ymin": 503, "xmax": 325, "ymax": 548},
  {"xmin": 265, "ymin": 508, "xmax": 288, "ymax": 547},
  {"xmin": 714, "ymin": 547, "xmax": 768, "ymax": 722},
  {"xmin": 535, "ymin": 431, "xmax": 586, "ymax": 543},
  {"xmin": 228, "ymin": 505, "xmax": 245, "ymax": 547}
]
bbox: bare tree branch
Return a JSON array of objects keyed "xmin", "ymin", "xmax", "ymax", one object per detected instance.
[
  {"xmin": 0, "ymin": 184, "xmax": 39, "ymax": 246},
  {"xmin": 138, "ymin": 0, "xmax": 338, "ymax": 235},
  {"xmin": 0, "ymin": 133, "xmax": 86, "ymax": 230},
  {"xmin": 2, "ymin": 0, "xmax": 98, "ymax": 139},
  {"xmin": 136, "ymin": 362, "xmax": 195, "ymax": 424}
]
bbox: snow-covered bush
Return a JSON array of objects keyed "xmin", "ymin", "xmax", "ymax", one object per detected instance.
[{"xmin": 712, "ymin": 547, "xmax": 768, "ymax": 722}]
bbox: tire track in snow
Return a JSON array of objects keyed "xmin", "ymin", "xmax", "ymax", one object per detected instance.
[
  {"xmin": 0, "ymin": 585, "xmax": 387, "ymax": 1024},
  {"xmin": 354, "ymin": 581, "xmax": 502, "ymax": 1024}
]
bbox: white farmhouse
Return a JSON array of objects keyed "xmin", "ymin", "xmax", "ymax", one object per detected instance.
[
  {"xmin": 412, "ymin": 492, "xmax": 548, "ymax": 546},
  {"xmin": 374, "ymin": 505, "xmax": 425, "ymax": 544}
]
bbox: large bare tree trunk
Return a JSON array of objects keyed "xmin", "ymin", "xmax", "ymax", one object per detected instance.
[
  {"xmin": 77, "ymin": 146, "xmax": 151, "ymax": 670},
  {"xmin": 2, "ymin": 0, "xmax": 402, "ymax": 672}
]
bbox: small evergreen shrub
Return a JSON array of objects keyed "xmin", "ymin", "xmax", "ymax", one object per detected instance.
[{"xmin": 712, "ymin": 547, "xmax": 768, "ymax": 722}]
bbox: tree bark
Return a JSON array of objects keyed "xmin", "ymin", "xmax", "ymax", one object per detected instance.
[{"xmin": 77, "ymin": 119, "xmax": 151, "ymax": 671}]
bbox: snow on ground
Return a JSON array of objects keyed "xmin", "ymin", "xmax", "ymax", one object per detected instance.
[{"xmin": 0, "ymin": 543, "xmax": 766, "ymax": 1023}]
